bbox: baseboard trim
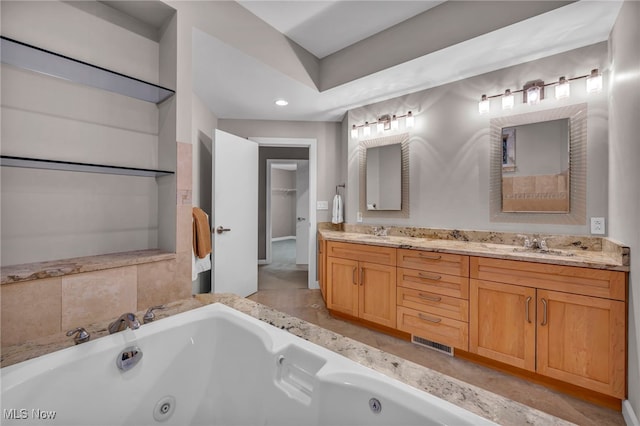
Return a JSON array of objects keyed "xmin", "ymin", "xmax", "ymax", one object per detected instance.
[
  {"xmin": 624, "ymin": 400, "xmax": 640, "ymax": 426},
  {"xmin": 272, "ymin": 236, "xmax": 296, "ymax": 242},
  {"xmin": 258, "ymin": 259, "xmax": 268, "ymax": 265}
]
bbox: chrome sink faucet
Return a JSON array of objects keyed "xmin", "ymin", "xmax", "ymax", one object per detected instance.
[
  {"xmin": 523, "ymin": 236, "xmax": 548, "ymax": 251},
  {"xmin": 108, "ymin": 313, "xmax": 141, "ymax": 334},
  {"xmin": 372, "ymin": 226, "xmax": 387, "ymax": 237}
]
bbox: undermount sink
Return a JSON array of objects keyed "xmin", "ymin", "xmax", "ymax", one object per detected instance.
[{"xmin": 512, "ymin": 247, "xmax": 575, "ymax": 257}]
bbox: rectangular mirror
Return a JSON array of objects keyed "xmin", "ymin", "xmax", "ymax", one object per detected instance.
[
  {"xmin": 366, "ymin": 143, "xmax": 401, "ymax": 210},
  {"xmin": 501, "ymin": 118, "xmax": 570, "ymax": 213},
  {"xmin": 489, "ymin": 103, "xmax": 587, "ymax": 225}
]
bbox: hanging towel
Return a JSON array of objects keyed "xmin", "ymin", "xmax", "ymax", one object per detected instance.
[
  {"xmin": 192, "ymin": 207, "xmax": 212, "ymax": 259},
  {"xmin": 192, "ymin": 250, "xmax": 211, "ymax": 281},
  {"xmin": 331, "ymin": 194, "xmax": 343, "ymax": 224}
]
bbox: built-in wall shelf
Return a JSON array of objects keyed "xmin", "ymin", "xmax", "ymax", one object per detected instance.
[
  {"xmin": 0, "ymin": 155, "xmax": 174, "ymax": 177},
  {"xmin": 0, "ymin": 36, "xmax": 175, "ymax": 104}
]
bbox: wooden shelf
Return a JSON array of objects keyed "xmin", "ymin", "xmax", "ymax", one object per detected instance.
[
  {"xmin": 0, "ymin": 36, "xmax": 174, "ymax": 104},
  {"xmin": 0, "ymin": 155, "xmax": 174, "ymax": 177}
]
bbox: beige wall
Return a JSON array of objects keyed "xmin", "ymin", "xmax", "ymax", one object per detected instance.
[
  {"xmin": 347, "ymin": 42, "xmax": 609, "ymax": 236},
  {"xmin": 608, "ymin": 0, "xmax": 640, "ymax": 420}
]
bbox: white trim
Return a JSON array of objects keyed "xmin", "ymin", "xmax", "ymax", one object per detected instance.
[
  {"xmin": 272, "ymin": 236, "xmax": 296, "ymax": 242},
  {"xmin": 251, "ymin": 137, "xmax": 317, "ymax": 290},
  {"xmin": 258, "ymin": 259, "xmax": 268, "ymax": 265},
  {"xmin": 624, "ymin": 400, "xmax": 640, "ymax": 426}
]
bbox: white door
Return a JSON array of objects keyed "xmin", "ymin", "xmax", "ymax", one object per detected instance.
[
  {"xmin": 212, "ymin": 129, "xmax": 258, "ymax": 297},
  {"xmin": 295, "ymin": 160, "xmax": 309, "ymax": 265}
]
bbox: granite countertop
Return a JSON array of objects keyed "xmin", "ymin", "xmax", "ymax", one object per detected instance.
[
  {"xmin": 1, "ymin": 249, "xmax": 176, "ymax": 285},
  {"xmin": 1, "ymin": 294, "xmax": 573, "ymax": 426},
  {"xmin": 319, "ymin": 228, "xmax": 629, "ymax": 271}
]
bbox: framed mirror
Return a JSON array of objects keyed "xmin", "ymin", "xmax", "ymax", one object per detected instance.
[
  {"xmin": 359, "ymin": 133, "xmax": 409, "ymax": 218},
  {"xmin": 490, "ymin": 103, "xmax": 587, "ymax": 224},
  {"xmin": 366, "ymin": 143, "xmax": 402, "ymax": 210}
]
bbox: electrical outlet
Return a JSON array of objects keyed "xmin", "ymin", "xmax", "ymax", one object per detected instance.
[
  {"xmin": 316, "ymin": 201, "xmax": 328, "ymax": 210},
  {"xmin": 357, "ymin": 212, "xmax": 363, "ymax": 223},
  {"xmin": 590, "ymin": 217, "xmax": 605, "ymax": 235}
]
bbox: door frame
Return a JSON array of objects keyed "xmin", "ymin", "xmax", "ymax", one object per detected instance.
[{"xmin": 251, "ymin": 137, "xmax": 318, "ymax": 290}]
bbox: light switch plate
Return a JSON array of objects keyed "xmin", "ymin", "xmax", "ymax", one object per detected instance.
[
  {"xmin": 590, "ymin": 217, "xmax": 605, "ymax": 234},
  {"xmin": 316, "ymin": 201, "xmax": 328, "ymax": 210},
  {"xmin": 357, "ymin": 212, "xmax": 363, "ymax": 223}
]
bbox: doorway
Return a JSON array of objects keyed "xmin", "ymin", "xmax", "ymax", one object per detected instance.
[
  {"xmin": 261, "ymin": 160, "xmax": 309, "ymax": 291},
  {"xmin": 251, "ymin": 137, "xmax": 318, "ymax": 290}
]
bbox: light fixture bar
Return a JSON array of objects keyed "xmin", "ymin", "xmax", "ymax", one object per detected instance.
[{"xmin": 350, "ymin": 111, "xmax": 415, "ymax": 139}]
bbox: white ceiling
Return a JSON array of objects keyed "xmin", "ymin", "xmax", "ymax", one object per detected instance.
[
  {"xmin": 236, "ymin": 1, "xmax": 444, "ymax": 58},
  {"xmin": 193, "ymin": 1, "xmax": 622, "ymax": 122}
]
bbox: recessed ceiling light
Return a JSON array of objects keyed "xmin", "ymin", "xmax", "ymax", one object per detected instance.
[{"xmin": 275, "ymin": 99, "xmax": 288, "ymax": 106}]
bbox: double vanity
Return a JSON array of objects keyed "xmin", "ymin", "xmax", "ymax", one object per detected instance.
[{"xmin": 318, "ymin": 224, "xmax": 629, "ymax": 408}]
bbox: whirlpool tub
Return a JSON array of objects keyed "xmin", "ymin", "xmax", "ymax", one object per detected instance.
[{"xmin": 1, "ymin": 303, "xmax": 496, "ymax": 425}]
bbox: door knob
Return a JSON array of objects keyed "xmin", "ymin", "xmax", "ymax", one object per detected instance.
[{"xmin": 216, "ymin": 226, "xmax": 231, "ymax": 234}]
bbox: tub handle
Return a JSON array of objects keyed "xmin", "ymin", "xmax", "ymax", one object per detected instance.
[
  {"xmin": 66, "ymin": 327, "xmax": 90, "ymax": 345},
  {"xmin": 143, "ymin": 305, "xmax": 166, "ymax": 324}
]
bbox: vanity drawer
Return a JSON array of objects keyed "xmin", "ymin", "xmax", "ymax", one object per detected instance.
[
  {"xmin": 397, "ymin": 268, "xmax": 469, "ymax": 299},
  {"xmin": 397, "ymin": 306, "xmax": 468, "ymax": 350},
  {"xmin": 470, "ymin": 257, "xmax": 626, "ymax": 301},
  {"xmin": 397, "ymin": 249, "xmax": 469, "ymax": 277},
  {"xmin": 327, "ymin": 241, "xmax": 396, "ymax": 266},
  {"xmin": 397, "ymin": 287, "xmax": 469, "ymax": 322}
]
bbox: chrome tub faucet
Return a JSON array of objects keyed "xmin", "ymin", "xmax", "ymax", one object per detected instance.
[{"xmin": 108, "ymin": 313, "xmax": 141, "ymax": 334}]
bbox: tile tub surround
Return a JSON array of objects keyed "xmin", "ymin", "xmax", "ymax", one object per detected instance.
[
  {"xmin": 319, "ymin": 224, "xmax": 629, "ymax": 271},
  {"xmin": 0, "ymin": 294, "xmax": 573, "ymax": 426}
]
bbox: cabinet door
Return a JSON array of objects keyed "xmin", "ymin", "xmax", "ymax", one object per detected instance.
[
  {"xmin": 470, "ymin": 279, "xmax": 536, "ymax": 371},
  {"xmin": 358, "ymin": 262, "xmax": 397, "ymax": 328},
  {"xmin": 537, "ymin": 290, "xmax": 626, "ymax": 398},
  {"xmin": 326, "ymin": 257, "xmax": 359, "ymax": 317}
]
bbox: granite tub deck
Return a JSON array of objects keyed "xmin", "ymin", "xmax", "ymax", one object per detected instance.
[
  {"xmin": 319, "ymin": 225, "xmax": 629, "ymax": 271},
  {"xmin": 1, "ymin": 294, "xmax": 573, "ymax": 426}
]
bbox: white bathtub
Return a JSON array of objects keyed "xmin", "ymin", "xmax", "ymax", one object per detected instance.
[{"xmin": 1, "ymin": 303, "xmax": 496, "ymax": 426}]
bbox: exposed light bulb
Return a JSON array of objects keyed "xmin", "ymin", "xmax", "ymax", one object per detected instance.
[
  {"xmin": 586, "ymin": 68, "xmax": 602, "ymax": 93},
  {"xmin": 351, "ymin": 124, "xmax": 358, "ymax": 139},
  {"xmin": 502, "ymin": 89, "xmax": 514, "ymax": 110},
  {"xmin": 555, "ymin": 76, "xmax": 570, "ymax": 99},
  {"xmin": 363, "ymin": 122, "xmax": 371, "ymax": 137},
  {"xmin": 405, "ymin": 111, "xmax": 414, "ymax": 128},
  {"xmin": 478, "ymin": 94, "xmax": 490, "ymax": 114}
]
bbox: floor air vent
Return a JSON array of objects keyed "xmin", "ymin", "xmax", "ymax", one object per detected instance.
[{"xmin": 411, "ymin": 335, "xmax": 454, "ymax": 356}]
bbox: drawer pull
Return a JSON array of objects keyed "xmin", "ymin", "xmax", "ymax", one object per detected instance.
[
  {"xmin": 417, "ymin": 253, "xmax": 442, "ymax": 260},
  {"xmin": 418, "ymin": 272, "xmax": 442, "ymax": 281},
  {"xmin": 418, "ymin": 313, "xmax": 442, "ymax": 323},
  {"xmin": 541, "ymin": 298, "xmax": 548, "ymax": 326},
  {"xmin": 360, "ymin": 268, "xmax": 364, "ymax": 286},
  {"xmin": 352, "ymin": 267, "xmax": 357, "ymax": 285},
  {"xmin": 418, "ymin": 293, "xmax": 442, "ymax": 302},
  {"xmin": 525, "ymin": 296, "xmax": 532, "ymax": 323}
]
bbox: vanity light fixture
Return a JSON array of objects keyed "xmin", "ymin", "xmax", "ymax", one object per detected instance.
[
  {"xmin": 478, "ymin": 68, "xmax": 603, "ymax": 114},
  {"xmin": 405, "ymin": 111, "xmax": 414, "ymax": 128},
  {"xmin": 363, "ymin": 121, "xmax": 371, "ymax": 137},
  {"xmin": 555, "ymin": 76, "xmax": 570, "ymax": 99},
  {"xmin": 501, "ymin": 89, "xmax": 514, "ymax": 110},
  {"xmin": 478, "ymin": 94, "xmax": 490, "ymax": 114},
  {"xmin": 586, "ymin": 68, "xmax": 603, "ymax": 93},
  {"xmin": 350, "ymin": 111, "xmax": 415, "ymax": 139},
  {"xmin": 391, "ymin": 114, "xmax": 399, "ymax": 130}
]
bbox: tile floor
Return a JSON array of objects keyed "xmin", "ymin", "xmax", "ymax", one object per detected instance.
[{"xmin": 251, "ymin": 240, "xmax": 625, "ymax": 425}]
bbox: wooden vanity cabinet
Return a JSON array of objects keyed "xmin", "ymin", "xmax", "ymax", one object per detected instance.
[
  {"xmin": 326, "ymin": 242, "xmax": 397, "ymax": 328},
  {"xmin": 396, "ymin": 249, "xmax": 470, "ymax": 350},
  {"xmin": 317, "ymin": 233, "xmax": 326, "ymax": 299},
  {"xmin": 470, "ymin": 257, "xmax": 627, "ymax": 399}
]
